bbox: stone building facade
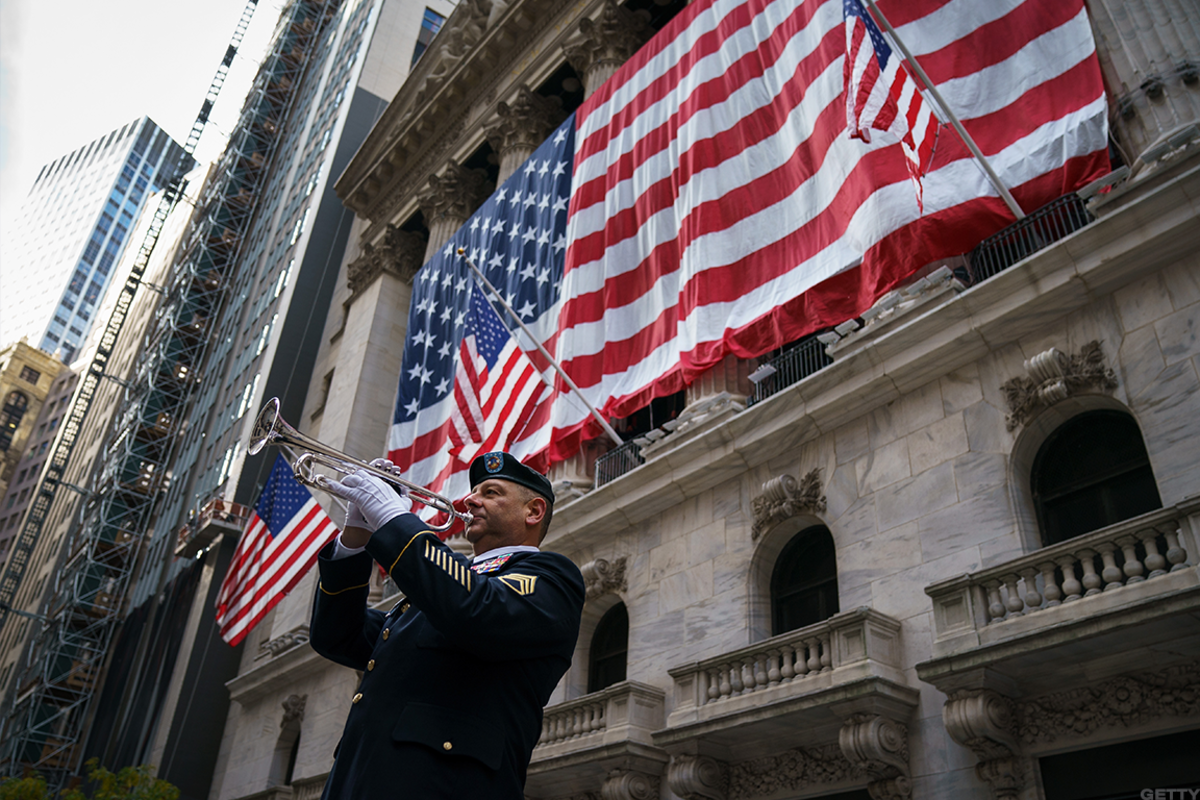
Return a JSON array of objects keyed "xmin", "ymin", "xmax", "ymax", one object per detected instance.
[{"xmin": 209, "ymin": 1, "xmax": 1200, "ymax": 799}]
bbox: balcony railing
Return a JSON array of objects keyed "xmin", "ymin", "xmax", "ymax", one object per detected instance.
[
  {"xmin": 594, "ymin": 440, "xmax": 644, "ymax": 488},
  {"xmin": 534, "ymin": 680, "xmax": 665, "ymax": 753},
  {"xmin": 665, "ymin": 607, "xmax": 906, "ymax": 730},
  {"xmin": 747, "ymin": 336, "xmax": 833, "ymax": 407},
  {"xmin": 925, "ymin": 502, "xmax": 1199, "ymax": 650},
  {"xmin": 964, "ymin": 193, "xmax": 1094, "ymax": 284}
]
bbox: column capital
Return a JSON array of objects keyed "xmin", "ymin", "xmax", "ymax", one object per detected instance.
[
  {"xmin": 346, "ymin": 224, "xmax": 426, "ymax": 295},
  {"xmin": 601, "ymin": 768, "xmax": 660, "ymax": 800},
  {"xmin": 563, "ymin": 0, "xmax": 654, "ymax": 95},
  {"xmin": 838, "ymin": 714, "xmax": 912, "ymax": 800},
  {"xmin": 485, "ymin": 85, "xmax": 565, "ymax": 166},
  {"xmin": 418, "ymin": 160, "xmax": 493, "ymax": 227},
  {"xmin": 667, "ymin": 754, "xmax": 728, "ymax": 800},
  {"xmin": 943, "ymin": 689, "xmax": 1023, "ymax": 800}
]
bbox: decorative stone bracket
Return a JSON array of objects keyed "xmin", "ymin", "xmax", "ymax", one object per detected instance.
[
  {"xmin": 943, "ymin": 689, "xmax": 1022, "ymax": 800},
  {"xmin": 751, "ymin": 470, "xmax": 826, "ymax": 540},
  {"xmin": 1000, "ymin": 340, "xmax": 1118, "ymax": 431},
  {"xmin": 838, "ymin": 714, "xmax": 912, "ymax": 800},
  {"xmin": 602, "ymin": 769, "xmax": 661, "ymax": 800},
  {"xmin": 668, "ymin": 755, "xmax": 728, "ymax": 800},
  {"xmin": 257, "ymin": 624, "xmax": 311, "ymax": 660},
  {"xmin": 581, "ymin": 556, "xmax": 627, "ymax": 601},
  {"xmin": 281, "ymin": 693, "xmax": 307, "ymax": 727}
]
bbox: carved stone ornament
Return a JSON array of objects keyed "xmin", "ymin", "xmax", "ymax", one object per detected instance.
[
  {"xmin": 838, "ymin": 714, "xmax": 912, "ymax": 800},
  {"xmin": 601, "ymin": 769, "xmax": 660, "ymax": 800},
  {"xmin": 485, "ymin": 85, "xmax": 566, "ymax": 163},
  {"xmin": 669, "ymin": 755, "xmax": 729, "ymax": 800},
  {"xmin": 1017, "ymin": 659, "xmax": 1200, "ymax": 746},
  {"xmin": 417, "ymin": 160, "xmax": 493, "ymax": 225},
  {"xmin": 943, "ymin": 689, "xmax": 1021, "ymax": 800},
  {"xmin": 728, "ymin": 744, "xmax": 859, "ymax": 800},
  {"xmin": 563, "ymin": 0, "xmax": 654, "ymax": 80},
  {"xmin": 281, "ymin": 693, "xmax": 307, "ymax": 726},
  {"xmin": 751, "ymin": 469, "xmax": 826, "ymax": 540},
  {"xmin": 346, "ymin": 224, "xmax": 427, "ymax": 295},
  {"xmin": 1000, "ymin": 340, "xmax": 1118, "ymax": 431},
  {"xmin": 580, "ymin": 557, "xmax": 627, "ymax": 600},
  {"xmin": 258, "ymin": 624, "xmax": 311, "ymax": 659}
]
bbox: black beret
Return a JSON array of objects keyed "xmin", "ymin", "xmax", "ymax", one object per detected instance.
[{"xmin": 469, "ymin": 451, "xmax": 555, "ymax": 507}]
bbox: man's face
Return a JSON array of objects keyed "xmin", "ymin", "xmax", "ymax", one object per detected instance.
[{"xmin": 463, "ymin": 478, "xmax": 538, "ymax": 555}]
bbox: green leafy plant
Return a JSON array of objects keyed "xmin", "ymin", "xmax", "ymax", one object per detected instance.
[{"xmin": 0, "ymin": 760, "xmax": 178, "ymax": 800}]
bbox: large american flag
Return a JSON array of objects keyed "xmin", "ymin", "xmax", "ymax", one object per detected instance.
[
  {"xmin": 843, "ymin": 0, "xmax": 940, "ymax": 211},
  {"xmin": 389, "ymin": 0, "xmax": 1109, "ymax": 475},
  {"xmin": 215, "ymin": 455, "xmax": 339, "ymax": 645},
  {"xmin": 387, "ymin": 123, "xmax": 574, "ymax": 508},
  {"xmin": 547, "ymin": 0, "xmax": 1109, "ymax": 460}
]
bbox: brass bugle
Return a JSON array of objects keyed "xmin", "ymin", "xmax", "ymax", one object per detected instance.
[{"xmin": 248, "ymin": 397, "xmax": 470, "ymax": 532}]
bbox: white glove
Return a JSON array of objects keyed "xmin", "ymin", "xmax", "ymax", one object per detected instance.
[
  {"xmin": 321, "ymin": 469, "xmax": 412, "ymax": 531},
  {"xmin": 341, "ymin": 459, "xmax": 402, "ymax": 530}
]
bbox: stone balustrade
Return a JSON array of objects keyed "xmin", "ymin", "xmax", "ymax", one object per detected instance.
[
  {"xmin": 534, "ymin": 680, "xmax": 665, "ymax": 752},
  {"xmin": 926, "ymin": 501, "xmax": 1200, "ymax": 650},
  {"xmin": 539, "ymin": 693, "xmax": 607, "ymax": 746},
  {"xmin": 666, "ymin": 608, "xmax": 904, "ymax": 726}
]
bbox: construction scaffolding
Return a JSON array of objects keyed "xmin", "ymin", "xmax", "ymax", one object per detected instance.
[{"xmin": 0, "ymin": 0, "xmax": 338, "ymax": 786}]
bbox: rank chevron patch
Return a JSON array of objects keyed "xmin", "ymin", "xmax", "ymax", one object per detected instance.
[{"xmin": 497, "ymin": 573, "xmax": 537, "ymax": 596}]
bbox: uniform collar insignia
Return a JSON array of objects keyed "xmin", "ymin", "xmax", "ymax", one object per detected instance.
[{"xmin": 471, "ymin": 552, "xmax": 515, "ymax": 573}]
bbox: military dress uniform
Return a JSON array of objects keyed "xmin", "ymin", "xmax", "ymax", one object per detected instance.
[{"xmin": 310, "ymin": 511, "xmax": 585, "ymax": 799}]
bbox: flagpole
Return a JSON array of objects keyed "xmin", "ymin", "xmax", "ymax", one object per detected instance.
[
  {"xmin": 457, "ymin": 249, "xmax": 625, "ymax": 448},
  {"xmin": 860, "ymin": 0, "xmax": 1027, "ymax": 220}
]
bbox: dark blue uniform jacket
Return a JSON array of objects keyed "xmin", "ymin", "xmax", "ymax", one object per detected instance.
[{"xmin": 310, "ymin": 513, "xmax": 584, "ymax": 799}]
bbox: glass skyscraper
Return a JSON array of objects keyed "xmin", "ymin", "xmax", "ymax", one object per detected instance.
[{"xmin": 0, "ymin": 118, "xmax": 191, "ymax": 364}]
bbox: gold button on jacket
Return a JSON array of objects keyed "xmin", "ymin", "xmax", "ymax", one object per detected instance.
[
  {"xmin": 382, "ymin": 628, "xmax": 390, "ymax": 640},
  {"xmin": 442, "ymin": 741, "xmax": 452, "ymax": 751},
  {"xmin": 352, "ymin": 693, "xmax": 363, "ymax": 704},
  {"xmin": 366, "ymin": 659, "xmax": 375, "ymax": 671}
]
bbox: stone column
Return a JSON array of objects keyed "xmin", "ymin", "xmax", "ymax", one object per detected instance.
[
  {"xmin": 563, "ymin": 0, "xmax": 655, "ymax": 98},
  {"xmin": 485, "ymin": 86, "xmax": 566, "ymax": 185},
  {"xmin": 418, "ymin": 161, "xmax": 493, "ymax": 261},
  {"xmin": 943, "ymin": 689, "xmax": 1024, "ymax": 800},
  {"xmin": 1086, "ymin": 0, "xmax": 1200, "ymax": 167},
  {"xmin": 601, "ymin": 769, "xmax": 661, "ymax": 800},
  {"xmin": 548, "ymin": 435, "xmax": 614, "ymax": 494},
  {"xmin": 686, "ymin": 354, "xmax": 751, "ymax": 409}
]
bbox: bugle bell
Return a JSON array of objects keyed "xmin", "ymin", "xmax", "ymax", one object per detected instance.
[{"xmin": 249, "ymin": 397, "xmax": 470, "ymax": 532}]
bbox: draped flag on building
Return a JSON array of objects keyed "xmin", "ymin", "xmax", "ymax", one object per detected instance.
[
  {"xmin": 387, "ymin": 121, "xmax": 575, "ymax": 512},
  {"xmin": 843, "ymin": 0, "xmax": 940, "ymax": 211},
  {"xmin": 215, "ymin": 455, "xmax": 339, "ymax": 645},
  {"xmin": 548, "ymin": 0, "xmax": 1109, "ymax": 459}
]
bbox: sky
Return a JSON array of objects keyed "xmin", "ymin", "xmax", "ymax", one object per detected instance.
[{"xmin": 0, "ymin": 0, "xmax": 286, "ymax": 238}]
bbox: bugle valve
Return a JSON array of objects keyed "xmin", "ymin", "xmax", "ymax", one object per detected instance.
[{"xmin": 248, "ymin": 397, "xmax": 470, "ymax": 532}]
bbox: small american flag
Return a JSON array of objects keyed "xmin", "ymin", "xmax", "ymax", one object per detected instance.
[
  {"xmin": 448, "ymin": 287, "xmax": 550, "ymax": 464},
  {"xmin": 215, "ymin": 455, "xmax": 339, "ymax": 645},
  {"xmin": 843, "ymin": 0, "xmax": 939, "ymax": 210}
]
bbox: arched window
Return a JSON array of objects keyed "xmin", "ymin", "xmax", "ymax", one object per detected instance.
[
  {"xmin": 1, "ymin": 392, "xmax": 30, "ymax": 452},
  {"xmin": 588, "ymin": 603, "xmax": 628, "ymax": 693},
  {"xmin": 1032, "ymin": 410, "xmax": 1161, "ymax": 546},
  {"xmin": 771, "ymin": 525, "xmax": 838, "ymax": 636}
]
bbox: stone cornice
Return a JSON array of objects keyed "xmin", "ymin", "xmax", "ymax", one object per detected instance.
[
  {"xmin": 335, "ymin": 0, "xmax": 603, "ymax": 232},
  {"xmin": 544, "ymin": 158, "xmax": 1200, "ymax": 551}
]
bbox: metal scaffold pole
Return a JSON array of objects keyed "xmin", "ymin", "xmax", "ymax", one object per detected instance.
[{"xmin": 0, "ymin": 0, "xmax": 340, "ymax": 788}]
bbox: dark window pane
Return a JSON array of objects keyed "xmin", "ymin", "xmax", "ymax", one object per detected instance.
[
  {"xmin": 771, "ymin": 525, "xmax": 838, "ymax": 635},
  {"xmin": 1033, "ymin": 410, "xmax": 1161, "ymax": 546},
  {"xmin": 588, "ymin": 603, "xmax": 628, "ymax": 693}
]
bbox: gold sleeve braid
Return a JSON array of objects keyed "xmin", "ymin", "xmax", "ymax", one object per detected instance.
[{"xmin": 424, "ymin": 540, "xmax": 472, "ymax": 591}]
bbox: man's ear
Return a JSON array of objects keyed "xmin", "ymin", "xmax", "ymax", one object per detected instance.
[{"xmin": 525, "ymin": 496, "xmax": 547, "ymax": 528}]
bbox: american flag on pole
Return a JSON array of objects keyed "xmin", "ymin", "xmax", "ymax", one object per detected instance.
[
  {"xmin": 548, "ymin": 0, "xmax": 1109, "ymax": 460},
  {"xmin": 448, "ymin": 287, "xmax": 551, "ymax": 464},
  {"xmin": 215, "ymin": 455, "xmax": 339, "ymax": 645},
  {"xmin": 843, "ymin": 0, "xmax": 939, "ymax": 211},
  {"xmin": 387, "ymin": 121, "xmax": 575, "ymax": 510}
]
